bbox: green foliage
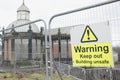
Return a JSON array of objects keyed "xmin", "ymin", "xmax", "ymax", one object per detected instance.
[
  {"xmin": 16, "ymin": 60, "xmax": 32, "ymax": 67},
  {"xmin": 2, "ymin": 60, "xmax": 14, "ymax": 68}
]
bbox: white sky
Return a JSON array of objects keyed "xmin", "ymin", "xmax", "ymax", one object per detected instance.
[{"xmin": 0, "ymin": 0, "xmax": 108, "ymax": 29}]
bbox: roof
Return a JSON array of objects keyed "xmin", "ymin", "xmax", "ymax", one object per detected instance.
[
  {"xmin": 43, "ymin": 26, "xmax": 72, "ymax": 35},
  {"xmin": 6, "ymin": 20, "xmax": 39, "ymax": 33},
  {"xmin": 17, "ymin": 3, "xmax": 30, "ymax": 12}
]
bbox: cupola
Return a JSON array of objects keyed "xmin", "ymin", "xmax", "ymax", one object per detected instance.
[{"xmin": 17, "ymin": 0, "xmax": 30, "ymax": 20}]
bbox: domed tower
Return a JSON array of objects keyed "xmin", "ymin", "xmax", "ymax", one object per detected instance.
[
  {"xmin": 2, "ymin": 1, "xmax": 44, "ymax": 63},
  {"xmin": 17, "ymin": 1, "xmax": 30, "ymax": 20},
  {"xmin": 6, "ymin": 1, "xmax": 39, "ymax": 33}
]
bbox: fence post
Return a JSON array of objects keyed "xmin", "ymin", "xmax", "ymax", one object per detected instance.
[
  {"xmin": 68, "ymin": 65, "xmax": 71, "ymax": 75},
  {"xmin": 84, "ymin": 68, "xmax": 86, "ymax": 80},
  {"xmin": 109, "ymin": 68, "xmax": 113, "ymax": 80}
]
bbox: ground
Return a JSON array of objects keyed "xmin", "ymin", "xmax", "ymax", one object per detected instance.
[{"xmin": 0, "ymin": 71, "xmax": 77, "ymax": 80}]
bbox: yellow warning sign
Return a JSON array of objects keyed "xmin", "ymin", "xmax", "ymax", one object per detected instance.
[
  {"xmin": 72, "ymin": 42, "xmax": 114, "ymax": 67},
  {"xmin": 81, "ymin": 25, "xmax": 98, "ymax": 43}
]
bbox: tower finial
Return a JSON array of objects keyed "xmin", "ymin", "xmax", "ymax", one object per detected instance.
[{"xmin": 23, "ymin": 0, "xmax": 25, "ymax": 5}]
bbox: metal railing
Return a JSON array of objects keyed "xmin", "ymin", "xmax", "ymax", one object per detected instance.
[{"xmin": 54, "ymin": 62, "xmax": 120, "ymax": 80}]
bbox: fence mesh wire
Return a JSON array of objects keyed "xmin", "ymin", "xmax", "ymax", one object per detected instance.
[{"xmin": 50, "ymin": 1, "xmax": 120, "ymax": 80}]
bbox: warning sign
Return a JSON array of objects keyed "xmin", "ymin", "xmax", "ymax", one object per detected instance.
[
  {"xmin": 72, "ymin": 42, "xmax": 113, "ymax": 67},
  {"xmin": 81, "ymin": 25, "xmax": 98, "ymax": 43},
  {"xmin": 70, "ymin": 22, "xmax": 114, "ymax": 67}
]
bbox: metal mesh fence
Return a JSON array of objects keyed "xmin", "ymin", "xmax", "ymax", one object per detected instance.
[
  {"xmin": 53, "ymin": 63, "xmax": 120, "ymax": 80},
  {"xmin": 0, "ymin": 1, "xmax": 120, "ymax": 80},
  {"xmin": 86, "ymin": 68, "xmax": 111, "ymax": 80},
  {"xmin": 112, "ymin": 69, "xmax": 120, "ymax": 80},
  {"xmin": 48, "ymin": 1, "xmax": 120, "ymax": 66},
  {"xmin": 0, "ymin": 19, "xmax": 48, "ymax": 80},
  {"xmin": 49, "ymin": 1, "xmax": 120, "ymax": 80}
]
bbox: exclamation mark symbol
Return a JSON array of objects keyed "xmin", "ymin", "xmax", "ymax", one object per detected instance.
[{"xmin": 87, "ymin": 29, "xmax": 90, "ymax": 40}]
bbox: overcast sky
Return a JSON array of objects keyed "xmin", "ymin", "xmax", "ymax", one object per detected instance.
[{"xmin": 0, "ymin": 0, "xmax": 109, "ymax": 28}]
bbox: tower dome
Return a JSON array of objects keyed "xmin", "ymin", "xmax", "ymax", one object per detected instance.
[
  {"xmin": 17, "ymin": 1, "xmax": 30, "ymax": 20},
  {"xmin": 17, "ymin": 2, "xmax": 30, "ymax": 13},
  {"xmin": 6, "ymin": 1, "xmax": 39, "ymax": 33}
]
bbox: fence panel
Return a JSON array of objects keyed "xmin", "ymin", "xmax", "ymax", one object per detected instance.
[
  {"xmin": 49, "ymin": 1, "xmax": 120, "ymax": 80},
  {"xmin": 0, "ymin": 19, "xmax": 48, "ymax": 80},
  {"xmin": 86, "ymin": 68, "xmax": 111, "ymax": 80},
  {"xmin": 112, "ymin": 69, "xmax": 120, "ymax": 80}
]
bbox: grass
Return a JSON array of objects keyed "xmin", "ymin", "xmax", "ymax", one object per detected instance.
[{"xmin": 0, "ymin": 71, "xmax": 77, "ymax": 80}]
